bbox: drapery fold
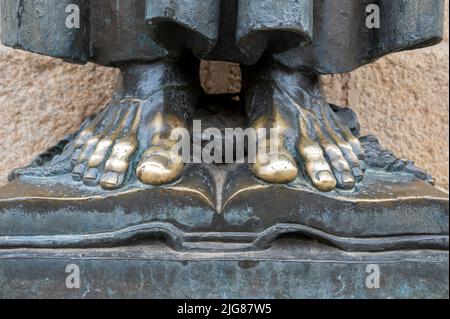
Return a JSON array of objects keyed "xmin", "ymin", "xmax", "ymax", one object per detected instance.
[
  {"xmin": 1, "ymin": 0, "xmax": 444, "ymax": 74},
  {"xmin": 1, "ymin": 0, "xmax": 89, "ymax": 62},
  {"xmin": 273, "ymin": 0, "xmax": 445, "ymax": 74},
  {"xmin": 145, "ymin": 0, "xmax": 221, "ymax": 58},
  {"xmin": 235, "ymin": 0, "xmax": 313, "ymax": 64}
]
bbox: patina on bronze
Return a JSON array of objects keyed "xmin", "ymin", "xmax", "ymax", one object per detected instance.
[
  {"xmin": 1, "ymin": 0, "xmax": 445, "ymax": 191},
  {"xmin": 0, "ymin": 0, "xmax": 448, "ymax": 298}
]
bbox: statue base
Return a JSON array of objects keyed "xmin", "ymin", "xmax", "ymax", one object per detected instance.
[
  {"xmin": 0, "ymin": 240, "xmax": 448, "ymax": 299},
  {"xmin": 0, "ymin": 98, "xmax": 448, "ymax": 298},
  {"xmin": 0, "ymin": 169, "xmax": 448, "ymax": 299},
  {"xmin": 0, "ymin": 170, "xmax": 448, "ymax": 252}
]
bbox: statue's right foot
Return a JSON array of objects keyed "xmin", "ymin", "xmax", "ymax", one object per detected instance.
[
  {"xmin": 70, "ymin": 98, "xmax": 140, "ymax": 189},
  {"xmin": 65, "ymin": 60, "xmax": 199, "ymax": 190},
  {"xmin": 135, "ymin": 113, "xmax": 187, "ymax": 186}
]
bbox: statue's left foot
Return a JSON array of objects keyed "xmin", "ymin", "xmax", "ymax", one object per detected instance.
[{"xmin": 245, "ymin": 61, "xmax": 365, "ymax": 191}]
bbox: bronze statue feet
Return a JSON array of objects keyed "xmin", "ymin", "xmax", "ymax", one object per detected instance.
[
  {"xmin": 74, "ymin": 62, "xmax": 197, "ymax": 190},
  {"xmin": 69, "ymin": 101, "xmax": 189, "ymax": 190},
  {"xmin": 135, "ymin": 112, "xmax": 187, "ymax": 186},
  {"xmin": 245, "ymin": 61, "xmax": 365, "ymax": 192},
  {"xmin": 71, "ymin": 99, "xmax": 141, "ymax": 189},
  {"xmin": 58, "ymin": 61, "xmax": 198, "ymax": 190},
  {"xmin": 10, "ymin": 58, "xmax": 365, "ymax": 193}
]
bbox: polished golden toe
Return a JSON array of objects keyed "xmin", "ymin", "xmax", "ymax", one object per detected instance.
[
  {"xmin": 136, "ymin": 147, "xmax": 184, "ymax": 186},
  {"xmin": 313, "ymin": 170, "xmax": 337, "ymax": 192},
  {"xmin": 253, "ymin": 153, "xmax": 298, "ymax": 184}
]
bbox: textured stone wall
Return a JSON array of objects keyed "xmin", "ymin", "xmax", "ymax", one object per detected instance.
[{"xmin": 0, "ymin": 2, "xmax": 448, "ymax": 189}]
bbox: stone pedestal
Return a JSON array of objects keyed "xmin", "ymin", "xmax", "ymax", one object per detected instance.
[{"xmin": 0, "ymin": 241, "xmax": 448, "ymax": 299}]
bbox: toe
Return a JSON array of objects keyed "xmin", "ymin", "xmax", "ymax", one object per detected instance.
[
  {"xmin": 321, "ymin": 140, "xmax": 355, "ymax": 190},
  {"xmin": 71, "ymin": 148, "xmax": 82, "ymax": 165},
  {"xmin": 82, "ymin": 138, "xmax": 114, "ymax": 186},
  {"xmin": 351, "ymin": 166, "xmax": 364, "ymax": 182},
  {"xmin": 338, "ymin": 140, "xmax": 364, "ymax": 182},
  {"xmin": 72, "ymin": 162, "xmax": 87, "ymax": 181},
  {"xmin": 325, "ymin": 117, "xmax": 365, "ymax": 183},
  {"xmin": 100, "ymin": 171, "xmax": 125, "ymax": 190},
  {"xmin": 83, "ymin": 167, "xmax": 100, "ymax": 186},
  {"xmin": 70, "ymin": 108, "xmax": 110, "ymax": 165},
  {"xmin": 253, "ymin": 152, "xmax": 298, "ymax": 184},
  {"xmin": 99, "ymin": 136, "xmax": 137, "ymax": 190},
  {"xmin": 72, "ymin": 136, "xmax": 100, "ymax": 181},
  {"xmin": 71, "ymin": 131, "xmax": 94, "ymax": 165},
  {"xmin": 335, "ymin": 139, "xmax": 364, "ymax": 182},
  {"xmin": 300, "ymin": 140, "xmax": 337, "ymax": 192},
  {"xmin": 100, "ymin": 164, "xmax": 127, "ymax": 190},
  {"xmin": 313, "ymin": 170, "xmax": 337, "ymax": 192},
  {"xmin": 344, "ymin": 133, "xmax": 366, "ymax": 173},
  {"xmin": 329, "ymin": 125, "xmax": 366, "ymax": 182},
  {"xmin": 137, "ymin": 146, "xmax": 184, "ymax": 186},
  {"xmin": 338, "ymin": 171, "xmax": 356, "ymax": 190}
]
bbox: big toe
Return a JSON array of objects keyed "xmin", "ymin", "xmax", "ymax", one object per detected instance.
[
  {"xmin": 137, "ymin": 148, "xmax": 184, "ymax": 186},
  {"xmin": 253, "ymin": 153, "xmax": 298, "ymax": 184}
]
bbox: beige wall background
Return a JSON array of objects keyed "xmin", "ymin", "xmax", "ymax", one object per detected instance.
[{"xmin": 0, "ymin": 3, "xmax": 448, "ymax": 189}]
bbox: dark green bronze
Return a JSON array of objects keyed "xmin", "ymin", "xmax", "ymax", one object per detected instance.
[
  {"xmin": 0, "ymin": 0, "xmax": 447, "ymax": 298},
  {"xmin": 1, "ymin": 0, "xmax": 445, "ymax": 191}
]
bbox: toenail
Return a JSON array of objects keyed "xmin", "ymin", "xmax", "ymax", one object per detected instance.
[
  {"xmin": 359, "ymin": 160, "xmax": 367, "ymax": 172},
  {"xmin": 101, "ymin": 172, "xmax": 120, "ymax": 189},
  {"xmin": 341, "ymin": 171, "xmax": 355, "ymax": 188},
  {"xmin": 72, "ymin": 164, "xmax": 86, "ymax": 181},
  {"xmin": 317, "ymin": 170, "xmax": 334, "ymax": 182},
  {"xmin": 352, "ymin": 167, "xmax": 364, "ymax": 181},
  {"xmin": 71, "ymin": 149, "xmax": 81, "ymax": 163},
  {"xmin": 83, "ymin": 168, "xmax": 99, "ymax": 184}
]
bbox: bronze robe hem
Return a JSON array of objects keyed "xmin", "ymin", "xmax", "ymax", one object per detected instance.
[{"xmin": 1, "ymin": 0, "xmax": 444, "ymax": 74}]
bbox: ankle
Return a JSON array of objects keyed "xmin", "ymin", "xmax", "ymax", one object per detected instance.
[{"xmin": 116, "ymin": 57, "xmax": 200, "ymax": 100}]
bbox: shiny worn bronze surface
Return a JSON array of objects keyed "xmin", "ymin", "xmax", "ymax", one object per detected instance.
[
  {"xmin": 0, "ymin": 97, "xmax": 448, "ymax": 252},
  {"xmin": 0, "ymin": 1, "xmax": 446, "ymax": 257}
]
